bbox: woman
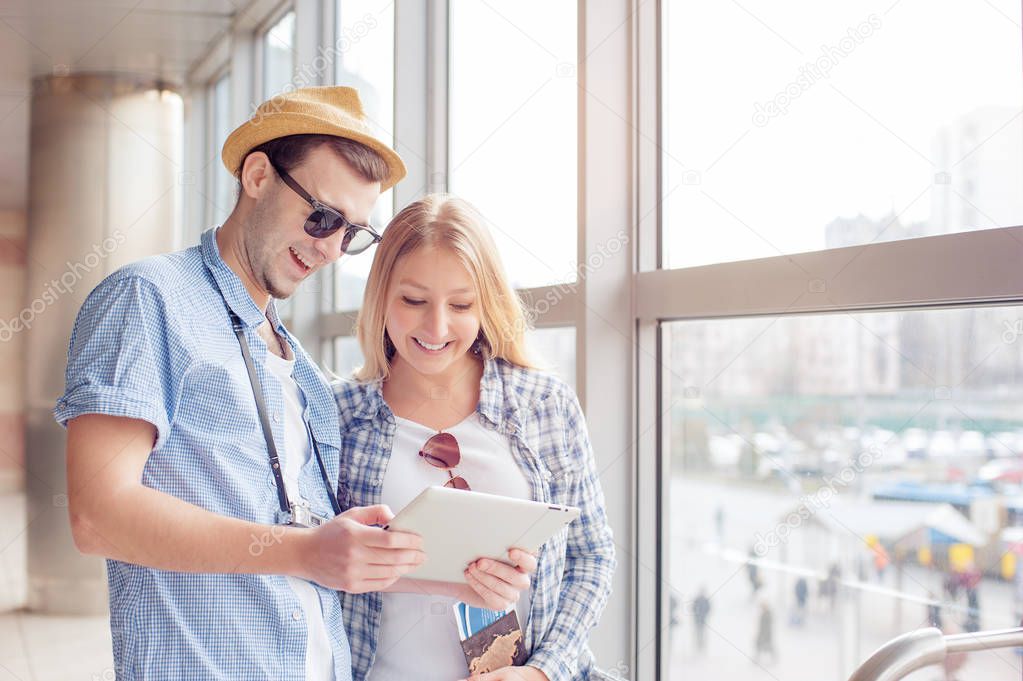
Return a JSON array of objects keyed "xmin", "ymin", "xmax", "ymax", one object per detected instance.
[{"xmin": 334, "ymin": 195, "xmax": 616, "ymax": 681}]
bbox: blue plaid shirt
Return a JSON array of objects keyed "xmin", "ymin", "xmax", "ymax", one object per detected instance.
[
  {"xmin": 334, "ymin": 358, "xmax": 616, "ymax": 681},
  {"xmin": 54, "ymin": 227, "xmax": 352, "ymax": 681}
]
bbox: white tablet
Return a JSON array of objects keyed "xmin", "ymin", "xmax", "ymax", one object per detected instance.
[{"xmin": 384, "ymin": 486, "xmax": 581, "ymax": 583}]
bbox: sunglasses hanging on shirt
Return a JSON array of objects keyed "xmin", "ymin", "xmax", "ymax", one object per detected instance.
[{"xmin": 419, "ymin": 432, "xmax": 471, "ymax": 490}]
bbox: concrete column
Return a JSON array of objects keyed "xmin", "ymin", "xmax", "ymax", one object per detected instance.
[
  {"xmin": 25, "ymin": 74, "xmax": 181, "ymax": 614},
  {"xmin": 0, "ymin": 209, "xmax": 27, "ymax": 612},
  {"xmin": 0, "ymin": 209, "xmax": 27, "ymax": 492}
]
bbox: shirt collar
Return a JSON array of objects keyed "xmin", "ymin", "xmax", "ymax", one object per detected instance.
[
  {"xmin": 350, "ymin": 379, "xmax": 387, "ymax": 421},
  {"xmin": 348, "ymin": 358, "xmax": 521, "ymax": 431},
  {"xmin": 477, "ymin": 357, "xmax": 506, "ymax": 428},
  {"xmin": 478, "ymin": 358, "xmax": 527, "ymax": 436},
  {"xmin": 200, "ymin": 226, "xmax": 270, "ymax": 329}
]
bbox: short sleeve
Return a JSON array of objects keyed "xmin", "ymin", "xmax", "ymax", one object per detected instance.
[{"xmin": 54, "ymin": 275, "xmax": 174, "ymax": 449}]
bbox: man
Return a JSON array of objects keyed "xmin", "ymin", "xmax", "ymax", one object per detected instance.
[
  {"xmin": 56, "ymin": 86, "xmax": 423, "ymax": 681},
  {"xmin": 792, "ymin": 576, "xmax": 807, "ymax": 627},
  {"xmin": 692, "ymin": 587, "xmax": 711, "ymax": 653}
]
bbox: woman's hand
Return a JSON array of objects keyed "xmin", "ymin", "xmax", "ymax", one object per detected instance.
[
  {"xmin": 461, "ymin": 548, "xmax": 538, "ymax": 611},
  {"xmin": 461, "ymin": 664, "xmax": 549, "ymax": 681}
]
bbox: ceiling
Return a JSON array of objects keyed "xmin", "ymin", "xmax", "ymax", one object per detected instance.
[{"xmin": 0, "ymin": 0, "xmax": 239, "ymax": 209}]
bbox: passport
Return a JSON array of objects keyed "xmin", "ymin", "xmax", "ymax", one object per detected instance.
[{"xmin": 453, "ymin": 603, "xmax": 528, "ymax": 674}]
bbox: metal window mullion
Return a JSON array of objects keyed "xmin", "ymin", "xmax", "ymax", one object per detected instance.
[
  {"xmin": 636, "ymin": 225, "xmax": 1023, "ymax": 323},
  {"xmin": 286, "ymin": 0, "xmax": 327, "ymax": 361},
  {"xmin": 428, "ymin": 0, "xmax": 449, "ymax": 194},
  {"xmin": 320, "ymin": 0, "xmax": 336, "ymax": 76},
  {"xmin": 393, "ymin": 0, "xmax": 431, "ymax": 207},
  {"xmin": 517, "ymin": 285, "xmax": 579, "ymax": 328},
  {"xmin": 636, "ymin": 0, "xmax": 661, "ymax": 277},
  {"xmin": 322, "ymin": 284, "xmax": 580, "ymax": 341},
  {"xmin": 180, "ymin": 85, "xmax": 205, "ymax": 249},
  {"xmin": 579, "ymin": 0, "xmax": 634, "ymax": 673},
  {"xmin": 633, "ymin": 0, "xmax": 664, "ymax": 675},
  {"xmin": 575, "ymin": 0, "xmax": 587, "ymax": 409},
  {"xmin": 320, "ymin": 311, "xmax": 358, "ymax": 338},
  {"xmin": 202, "ymin": 84, "xmax": 215, "ymax": 232},
  {"xmin": 293, "ymin": 0, "xmax": 321, "ymax": 84}
]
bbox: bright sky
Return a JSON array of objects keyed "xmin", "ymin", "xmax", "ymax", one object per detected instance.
[
  {"xmin": 663, "ymin": 0, "xmax": 1023, "ymax": 267},
  {"xmin": 449, "ymin": 0, "xmax": 578, "ymax": 289}
]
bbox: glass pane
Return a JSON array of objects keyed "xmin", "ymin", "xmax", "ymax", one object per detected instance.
[
  {"xmin": 334, "ymin": 254, "xmax": 372, "ymax": 312},
  {"xmin": 263, "ymin": 11, "xmax": 296, "ymax": 100},
  {"xmin": 209, "ymin": 73, "xmax": 234, "ymax": 227},
  {"xmin": 662, "ymin": 2, "xmax": 1023, "ymax": 269},
  {"xmin": 332, "ymin": 0, "xmax": 395, "ymax": 311},
  {"xmin": 664, "ymin": 307, "xmax": 1023, "ymax": 680},
  {"xmin": 450, "ymin": 0, "xmax": 577, "ymax": 288},
  {"xmin": 330, "ymin": 336, "xmax": 364, "ymax": 380},
  {"xmin": 527, "ymin": 326, "xmax": 576, "ymax": 390}
]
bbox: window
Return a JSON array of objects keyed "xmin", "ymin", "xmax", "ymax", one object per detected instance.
[
  {"xmin": 662, "ymin": 306, "xmax": 1023, "ymax": 679},
  {"xmin": 449, "ymin": 0, "xmax": 578, "ymax": 288},
  {"xmin": 649, "ymin": 5, "xmax": 1023, "ymax": 678},
  {"xmin": 661, "ymin": 2, "xmax": 1023, "ymax": 269},
  {"xmin": 332, "ymin": 0, "xmax": 395, "ymax": 312},
  {"xmin": 262, "ymin": 10, "xmax": 296, "ymax": 100},
  {"xmin": 208, "ymin": 72, "xmax": 234, "ymax": 225},
  {"xmin": 527, "ymin": 326, "xmax": 576, "ymax": 390},
  {"xmin": 330, "ymin": 335, "xmax": 364, "ymax": 380}
]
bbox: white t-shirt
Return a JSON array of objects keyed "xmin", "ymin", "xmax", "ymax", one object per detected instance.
[
  {"xmin": 367, "ymin": 412, "xmax": 533, "ymax": 681},
  {"xmin": 264, "ymin": 350, "xmax": 334, "ymax": 681}
]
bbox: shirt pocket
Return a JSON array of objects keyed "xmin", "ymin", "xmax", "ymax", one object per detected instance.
[
  {"xmin": 524, "ymin": 422, "xmax": 582, "ymax": 494},
  {"xmin": 178, "ymin": 355, "xmax": 260, "ymax": 440},
  {"xmin": 307, "ymin": 415, "xmax": 343, "ymax": 453}
]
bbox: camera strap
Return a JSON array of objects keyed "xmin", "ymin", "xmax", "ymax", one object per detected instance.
[{"xmin": 229, "ymin": 310, "xmax": 341, "ymax": 518}]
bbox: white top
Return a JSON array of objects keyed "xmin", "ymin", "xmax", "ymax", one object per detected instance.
[
  {"xmin": 367, "ymin": 412, "xmax": 533, "ymax": 681},
  {"xmin": 264, "ymin": 349, "xmax": 334, "ymax": 681}
]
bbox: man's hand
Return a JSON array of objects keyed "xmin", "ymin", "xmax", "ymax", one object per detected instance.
[
  {"xmin": 460, "ymin": 548, "xmax": 537, "ymax": 611},
  {"xmin": 461, "ymin": 664, "xmax": 549, "ymax": 681},
  {"xmin": 297, "ymin": 504, "xmax": 426, "ymax": 592}
]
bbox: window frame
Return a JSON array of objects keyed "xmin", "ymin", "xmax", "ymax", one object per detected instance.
[{"xmin": 635, "ymin": 3, "xmax": 1023, "ymax": 680}]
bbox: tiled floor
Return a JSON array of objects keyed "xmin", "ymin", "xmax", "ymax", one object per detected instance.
[
  {"xmin": 0, "ymin": 492, "xmax": 27, "ymax": 613},
  {"xmin": 0, "ymin": 493, "xmax": 112, "ymax": 681},
  {"xmin": 0, "ymin": 610, "xmax": 112, "ymax": 681}
]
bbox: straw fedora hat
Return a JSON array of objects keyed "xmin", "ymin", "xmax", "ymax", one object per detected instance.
[{"xmin": 221, "ymin": 86, "xmax": 406, "ymax": 190}]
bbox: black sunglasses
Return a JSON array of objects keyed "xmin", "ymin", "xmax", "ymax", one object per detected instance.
[{"xmin": 269, "ymin": 160, "xmax": 382, "ymax": 255}]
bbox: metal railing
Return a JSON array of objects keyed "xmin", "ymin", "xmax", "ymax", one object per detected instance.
[{"xmin": 847, "ymin": 626, "xmax": 1023, "ymax": 681}]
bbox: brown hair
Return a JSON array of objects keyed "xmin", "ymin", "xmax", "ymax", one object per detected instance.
[
  {"xmin": 354, "ymin": 194, "xmax": 537, "ymax": 382},
  {"xmin": 240, "ymin": 133, "xmax": 390, "ymax": 183}
]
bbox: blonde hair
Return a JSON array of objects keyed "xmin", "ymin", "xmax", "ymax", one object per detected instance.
[{"xmin": 354, "ymin": 194, "xmax": 537, "ymax": 382}]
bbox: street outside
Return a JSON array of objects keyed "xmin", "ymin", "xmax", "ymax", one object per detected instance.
[{"xmin": 667, "ymin": 476, "xmax": 1020, "ymax": 681}]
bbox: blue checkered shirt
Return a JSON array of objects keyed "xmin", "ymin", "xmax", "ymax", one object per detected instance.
[
  {"xmin": 54, "ymin": 227, "xmax": 352, "ymax": 681},
  {"xmin": 334, "ymin": 358, "xmax": 616, "ymax": 681}
]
